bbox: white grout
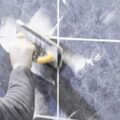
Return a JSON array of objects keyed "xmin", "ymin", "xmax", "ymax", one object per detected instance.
[
  {"xmin": 34, "ymin": 115, "xmax": 57, "ymax": 119},
  {"xmin": 57, "ymin": 0, "xmax": 60, "ymax": 120},
  {"xmin": 1, "ymin": 35, "xmax": 120, "ymax": 43},
  {"xmin": 34, "ymin": 114, "xmax": 74, "ymax": 120},
  {"xmin": 48, "ymin": 36, "xmax": 120, "ymax": 43},
  {"xmin": 59, "ymin": 37, "xmax": 120, "ymax": 43}
]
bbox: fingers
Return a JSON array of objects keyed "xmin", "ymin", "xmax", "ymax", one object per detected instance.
[
  {"xmin": 9, "ymin": 32, "xmax": 37, "ymax": 69},
  {"xmin": 17, "ymin": 32, "xmax": 26, "ymax": 39},
  {"xmin": 17, "ymin": 32, "xmax": 27, "ymax": 42},
  {"xmin": 26, "ymin": 44, "xmax": 36, "ymax": 53},
  {"xmin": 16, "ymin": 32, "xmax": 36, "ymax": 51}
]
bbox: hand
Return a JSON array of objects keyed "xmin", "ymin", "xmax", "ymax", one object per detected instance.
[{"xmin": 10, "ymin": 32, "xmax": 36, "ymax": 69}]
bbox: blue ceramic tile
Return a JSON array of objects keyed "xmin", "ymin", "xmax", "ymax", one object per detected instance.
[
  {"xmin": 60, "ymin": 0, "xmax": 120, "ymax": 39},
  {"xmin": 0, "ymin": 0, "xmax": 57, "ymax": 117},
  {"xmin": 60, "ymin": 40, "xmax": 120, "ymax": 120},
  {"xmin": 0, "ymin": 0, "xmax": 57, "ymax": 24}
]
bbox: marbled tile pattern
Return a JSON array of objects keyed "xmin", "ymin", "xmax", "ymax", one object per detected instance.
[
  {"xmin": 60, "ymin": 0, "xmax": 120, "ymax": 39},
  {"xmin": 60, "ymin": 40, "xmax": 120, "ymax": 120},
  {"xmin": 0, "ymin": 0, "xmax": 57, "ymax": 118},
  {"xmin": 0, "ymin": 0, "xmax": 57, "ymax": 24},
  {"xmin": 1, "ymin": 0, "xmax": 120, "ymax": 120}
]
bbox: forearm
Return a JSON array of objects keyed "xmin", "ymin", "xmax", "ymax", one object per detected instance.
[{"xmin": 0, "ymin": 66, "xmax": 35, "ymax": 120}]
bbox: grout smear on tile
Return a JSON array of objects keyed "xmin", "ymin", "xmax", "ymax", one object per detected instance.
[
  {"xmin": 0, "ymin": 17, "xmax": 17, "ymax": 53},
  {"xmin": 62, "ymin": 0, "xmax": 67, "ymax": 5},
  {"xmin": 29, "ymin": 9, "xmax": 52, "ymax": 36},
  {"xmin": 63, "ymin": 50, "xmax": 102, "ymax": 77}
]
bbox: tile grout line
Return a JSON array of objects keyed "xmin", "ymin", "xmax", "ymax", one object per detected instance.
[
  {"xmin": 57, "ymin": 0, "xmax": 60, "ymax": 120},
  {"xmin": 59, "ymin": 37, "xmax": 120, "ymax": 43},
  {"xmin": 34, "ymin": 114, "xmax": 74, "ymax": 120},
  {"xmin": 50, "ymin": 36, "xmax": 120, "ymax": 43}
]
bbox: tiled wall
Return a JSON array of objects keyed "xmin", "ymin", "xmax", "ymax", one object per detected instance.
[{"xmin": 1, "ymin": 0, "xmax": 120, "ymax": 120}]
